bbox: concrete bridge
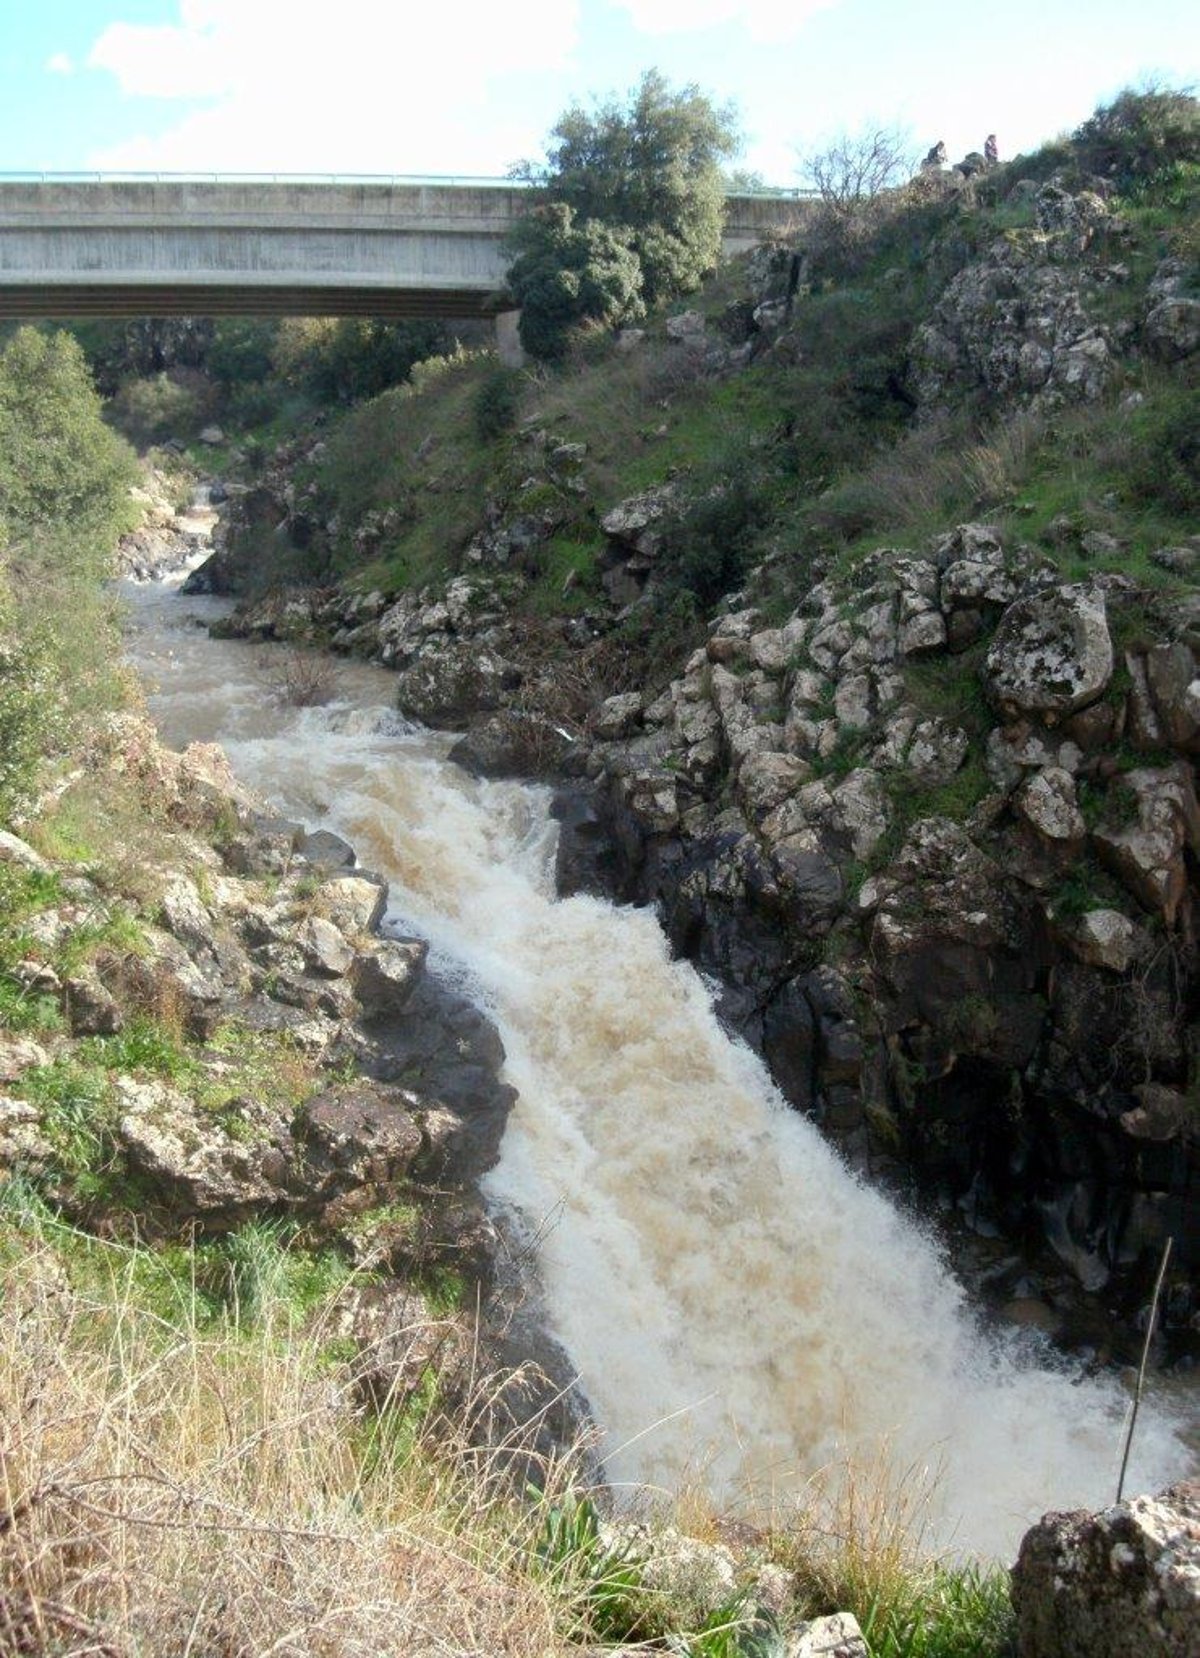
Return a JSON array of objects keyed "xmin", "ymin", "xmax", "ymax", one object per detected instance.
[{"xmin": 0, "ymin": 175, "xmax": 813, "ymax": 322}]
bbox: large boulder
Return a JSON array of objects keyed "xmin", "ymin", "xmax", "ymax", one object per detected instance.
[
  {"xmin": 1012, "ymin": 1482, "xmax": 1200, "ymax": 1658},
  {"xmin": 393, "ymin": 640, "xmax": 518, "ymax": 728},
  {"xmin": 984, "ymin": 584, "xmax": 1113, "ymax": 720}
]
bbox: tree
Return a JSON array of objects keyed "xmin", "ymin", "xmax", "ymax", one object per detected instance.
[
  {"xmin": 796, "ymin": 124, "xmax": 917, "ymax": 272},
  {"xmin": 0, "ymin": 328, "xmax": 137, "ymax": 548},
  {"xmin": 799, "ymin": 125, "xmax": 915, "ymax": 209},
  {"xmin": 508, "ymin": 70, "xmax": 740, "ymax": 355},
  {"xmin": 505, "ymin": 203, "xmax": 644, "ymax": 360}
]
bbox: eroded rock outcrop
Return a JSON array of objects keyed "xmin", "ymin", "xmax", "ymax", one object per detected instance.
[
  {"xmin": 569, "ymin": 525, "xmax": 1199, "ymax": 1356},
  {"xmin": 1012, "ymin": 1482, "xmax": 1200, "ymax": 1658}
]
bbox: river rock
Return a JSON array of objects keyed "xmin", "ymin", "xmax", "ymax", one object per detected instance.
[
  {"xmin": 351, "ymin": 939, "xmax": 427, "ymax": 1017},
  {"xmin": 292, "ymin": 1083, "xmax": 423, "ymax": 1200},
  {"xmin": 117, "ymin": 1077, "xmax": 283, "ymax": 1213},
  {"xmin": 310, "ymin": 873, "xmax": 388, "ymax": 936},
  {"xmin": 1011, "ymin": 1481, "xmax": 1200, "ymax": 1658},
  {"xmin": 984, "ymin": 584, "xmax": 1113, "ymax": 719},
  {"xmin": 1092, "ymin": 764, "xmax": 1200, "ymax": 923},
  {"xmin": 786, "ymin": 1613, "xmax": 869, "ymax": 1658},
  {"xmin": 297, "ymin": 829, "xmax": 357, "ymax": 870},
  {"xmin": 393, "ymin": 640, "xmax": 517, "ymax": 728}
]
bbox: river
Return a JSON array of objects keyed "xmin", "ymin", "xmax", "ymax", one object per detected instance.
[{"xmin": 118, "ymin": 560, "xmax": 1194, "ymax": 1561}]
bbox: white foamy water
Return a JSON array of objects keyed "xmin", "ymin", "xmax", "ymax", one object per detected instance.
[{"xmin": 120, "ymin": 572, "xmax": 1196, "ymax": 1560}]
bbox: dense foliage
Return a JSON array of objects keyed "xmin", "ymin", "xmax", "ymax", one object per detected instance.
[
  {"xmin": 0, "ymin": 330, "xmax": 138, "ymax": 544},
  {"xmin": 0, "ymin": 327, "xmax": 138, "ymax": 821},
  {"xmin": 509, "ymin": 71, "xmax": 738, "ymax": 357},
  {"xmin": 505, "ymin": 203, "xmax": 645, "ymax": 359}
]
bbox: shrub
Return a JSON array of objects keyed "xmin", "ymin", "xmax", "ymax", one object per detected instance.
[
  {"xmin": 108, "ymin": 369, "xmax": 216, "ymax": 447},
  {"xmin": 506, "ymin": 203, "xmax": 645, "ymax": 360},
  {"xmin": 1126, "ymin": 389, "xmax": 1200, "ymax": 516},
  {"xmin": 207, "ymin": 317, "xmax": 278, "ymax": 388},
  {"xmin": 519, "ymin": 70, "xmax": 739, "ymax": 309},
  {"xmin": 0, "ymin": 329, "xmax": 138, "ymax": 542},
  {"xmin": 664, "ymin": 445, "xmax": 776, "ymax": 609},
  {"xmin": 1074, "ymin": 85, "xmax": 1200, "ymax": 193},
  {"xmin": 798, "ymin": 124, "xmax": 918, "ymax": 273},
  {"xmin": 272, "ymin": 317, "xmax": 449, "ymax": 403},
  {"xmin": 473, "ymin": 364, "xmax": 523, "ymax": 441}
]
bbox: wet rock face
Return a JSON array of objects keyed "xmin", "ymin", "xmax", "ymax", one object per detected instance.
[
  {"xmin": 568, "ymin": 522, "xmax": 1199, "ymax": 1350},
  {"xmin": 1012, "ymin": 1482, "xmax": 1200, "ymax": 1658}
]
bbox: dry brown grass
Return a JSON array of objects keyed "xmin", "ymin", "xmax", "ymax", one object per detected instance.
[{"xmin": 0, "ymin": 1226, "xmax": 579, "ymax": 1657}]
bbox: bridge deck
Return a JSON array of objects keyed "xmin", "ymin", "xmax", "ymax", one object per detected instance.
[{"xmin": 0, "ymin": 178, "xmax": 811, "ymax": 320}]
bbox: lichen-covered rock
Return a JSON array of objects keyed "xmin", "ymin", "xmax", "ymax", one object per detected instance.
[
  {"xmin": 591, "ymin": 692, "xmax": 644, "ymax": 741},
  {"xmin": 64, "ymin": 970, "xmax": 124, "ymax": 1036},
  {"xmin": 787, "ymin": 1612, "xmax": 869, "ymax": 1658},
  {"xmin": 1145, "ymin": 297, "xmax": 1200, "ymax": 362},
  {"xmin": 1067, "ymin": 907, "xmax": 1140, "ymax": 972},
  {"xmin": 117, "ymin": 1078, "xmax": 284, "ymax": 1213},
  {"xmin": 1092, "ymin": 764, "xmax": 1200, "ymax": 923},
  {"xmin": 1015, "ymin": 766, "xmax": 1086, "ymax": 842},
  {"xmin": 309, "ymin": 872, "xmax": 388, "ymax": 936},
  {"xmin": 985, "ymin": 584, "xmax": 1113, "ymax": 718},
  {"xmin": 600, "ymin": 485, "xmax": 676, "ymax": 555},
  {"xmin": 393, "ymin": 640, "xmax": 517, "ymax": 728},
  {"xmin": 601, "ymin": 1523, "xmax": 737, "ymax": 1631},
  {"xmin": 1011, "ymin": 1482, "xmax": 1200, "ymax": 1658},
  {"xmin": 297, "ymin": 915, "xmax": 355, "ymax": 977},
  {"xmin": 913, "ymin": 221, "xmax": 1115, "ymax": 413}
]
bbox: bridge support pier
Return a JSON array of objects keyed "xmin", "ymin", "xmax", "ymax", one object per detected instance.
[{"xmin": 494, "ymin": 309, "xmax": 524, "ymax": 368}]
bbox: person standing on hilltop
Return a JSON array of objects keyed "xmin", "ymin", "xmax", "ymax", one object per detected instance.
[
  {"xmin": 922, "ymin": 140, "xmax": 948, "ymax": 169},
  {"xmin": 985, "ymin": 133, "xmax": 999, "ymax": 165}
]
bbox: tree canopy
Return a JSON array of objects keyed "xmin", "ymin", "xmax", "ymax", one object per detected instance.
[
  {"xmin": 0, "ymin": 328, "xmax": 137, "ymax": 550},
  {"xmin": 508, "ymin": 71, "xmax": 739, "ymax": 357}
]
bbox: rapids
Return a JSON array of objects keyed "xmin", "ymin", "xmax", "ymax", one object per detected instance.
[{"xmin": 120, "ymin": 566, "xmax": 1194, "ymax": 1560}]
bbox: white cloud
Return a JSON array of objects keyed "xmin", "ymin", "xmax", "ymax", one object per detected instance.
[
  {"xmin": 85, "ymin": 0, "xmax": 581, "ymax": 174},
  {"xmin": 46, "ymin": 53, "xmax": 75, "ymax": 76},
  {"xmin": 612, "ymin": 0, "xmax": 841, "ymax": 42}
]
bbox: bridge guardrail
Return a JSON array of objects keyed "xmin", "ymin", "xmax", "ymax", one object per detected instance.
[{"xmin": 0, "ymin": 170, "xmax": 817, "ymax": 199}]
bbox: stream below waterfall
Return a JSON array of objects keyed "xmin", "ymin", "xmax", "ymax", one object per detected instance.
[{"xmin": 118, "ymin": 557, "xmax": 1196, "ymax": 1562}]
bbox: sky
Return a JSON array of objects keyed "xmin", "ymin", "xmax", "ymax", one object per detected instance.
[{"xmin": 1, "ymin": 0, "xmax": 1196, "ymax": 186}]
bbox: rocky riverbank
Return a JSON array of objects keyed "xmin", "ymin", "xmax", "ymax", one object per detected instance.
[
  {"xmin": 0, "ymin": 708, "xmax": 587, "ymax": 1454},
  {"xmin": 181, "ymin": 162, "xmax": 1199, "ymax": 1369}
]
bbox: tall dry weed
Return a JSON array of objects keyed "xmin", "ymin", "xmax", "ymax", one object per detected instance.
[{"xmin": 0, "ymin": 1225, "xmax": 575, "ymax": 1657}]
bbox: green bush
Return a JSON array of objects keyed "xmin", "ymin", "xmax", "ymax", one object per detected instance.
[
  {"xmin": 272, "ymin": 317, "xmax": 448, "ymax": 403},
  {"xmin": 108, "ymin": 370, "xmax": 215, "ymax": 447},
  {"xmin": 207, "ymin": 318, "xmax": 278, "ymax": 388},
  {"xmin": 1074, "ymin": 86, "xmax": 1200, "ymax": 193},
  {"xmin": 506, "ymin": 203, "xmax": 645, "ymax": 360},
  {"xmin": 473, "ymin": 364, "xmax": 523, "ymax": 440},
  {"xmin": 525, "ymin": 70, "xmax": 739, "ymax": 307},
  {"xmin": 665, "ymin": 447, "xmax": 776, "ymax": 609},
  {"xmin": 1126, "ymin": 389, "xmax": 1200, "ymax": 516},
  {"xmin": 0, "ymin": 329, "xmax": 138, "ymax": 542}
]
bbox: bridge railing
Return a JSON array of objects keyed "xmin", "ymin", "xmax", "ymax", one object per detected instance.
[{"xmin": 0, "ymin": 169, "xmax": 817, "ymax": 200}]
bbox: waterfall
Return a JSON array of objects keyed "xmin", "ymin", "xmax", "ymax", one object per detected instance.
[{"xmin": 122, "ymin": 570, "xmax": 1194, "ymax": 1560}]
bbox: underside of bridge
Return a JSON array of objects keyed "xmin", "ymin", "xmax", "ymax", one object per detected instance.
[{"xmin": 0, "ymin": 282, "xmax": 498, "ymax": 321}]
